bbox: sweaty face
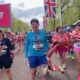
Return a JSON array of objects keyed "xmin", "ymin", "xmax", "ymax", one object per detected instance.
[
  {"xmin": 31, "ymin": 22, "xmax": 39, "ymax": 32},
  {"xmin": 58, "ymin": 27, "xmax": 63, "ymax": 33}
]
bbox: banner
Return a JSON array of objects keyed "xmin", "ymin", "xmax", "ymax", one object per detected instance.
[{"xmin": 0, "ymin": 4, "xmax": 11, "ymax": 27}]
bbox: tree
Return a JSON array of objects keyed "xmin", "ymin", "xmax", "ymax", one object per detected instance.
[
  {"xmin": 12, "ymin": 17, "xmax": 31, "ymax": 32},
  {"xmin": 46, "ymin": 0, "xmax": 80, "ymax": 31}
]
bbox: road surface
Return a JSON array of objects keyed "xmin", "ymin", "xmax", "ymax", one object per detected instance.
[{"xmin": 1, "ymin": 52, "xmax": 77, "ymax": 80}]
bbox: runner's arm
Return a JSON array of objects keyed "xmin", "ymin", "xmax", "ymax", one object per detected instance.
[{"xmin": 24, "ymin": 33, "xmax": 29, "ymax": 59}]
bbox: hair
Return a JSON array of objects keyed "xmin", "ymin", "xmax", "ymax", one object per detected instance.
[
  {"xmin": 56, "ymin": 26, "xmax": 62, "ymax": 32},
  {"xmin": 77, "ymin": 23, "xmax": 80, "ymax": 27},
  {"xmin": 0, "ymin": 30, "xmax": 4, "ymax": 37},
  {"xmin": 30, "ymin": 18, "xmax": 39, "ymax": 24}
]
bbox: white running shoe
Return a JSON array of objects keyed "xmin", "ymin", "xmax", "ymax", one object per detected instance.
[
  {"xmin": 62, "ymin": 64, "xmax": 66, "ymax": 69},
  {"xmin": 59, "ymin": 65, "xmax": 64, "ymax": 73}
]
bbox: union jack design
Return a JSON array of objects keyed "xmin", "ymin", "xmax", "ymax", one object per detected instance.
[{"xmin": 44, "ymin": 0, "xmax": 56, "ymax": 18}]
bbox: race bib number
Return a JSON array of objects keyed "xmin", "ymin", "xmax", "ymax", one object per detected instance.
[
  {"xmin": 33, "ymin": 43, "xmax": 43, "ymax": 50},
  {"xmin": 74, "ymin": 42, "xmax": 80, "ymax": 48}
]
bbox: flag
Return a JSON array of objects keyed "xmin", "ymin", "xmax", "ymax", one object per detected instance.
[{"xmin": 44, "ymin": 0, "xmax": 56, "ymax": 18}]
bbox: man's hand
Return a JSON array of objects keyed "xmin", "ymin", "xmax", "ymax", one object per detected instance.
[
  {"xmin": 25, "ymin": 59, "xmax": 29, "ymax": 68},
  {"xmin": 25, "ymin": 59, "xmax": 29, "ymax": 65},
  {"xmin": 0, "ymin": 46, "xmax": 5, "ymax": 50},
  {"xmin": 46, "ymin": 56, "xmax": 51, "ymax": 64}
]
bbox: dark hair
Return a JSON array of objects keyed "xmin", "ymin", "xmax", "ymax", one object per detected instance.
[
  {"xmin": 30, "ymin": 18, "xmax": 39, "ymax": 24},
  {"xmin": 56, "ymin": 26, "xmax": 62, "ymax": 32},
  {"xmin": 0, "ymin": 30, "xmax": 4, "ymax": 37},
  {"xmin": 77, "ymin": 23, "xmax": 80, "ymax": 27}
]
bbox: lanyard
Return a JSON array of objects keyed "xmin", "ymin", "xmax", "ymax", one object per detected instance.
[{"xmin": 34, "ymin": 31, "xmax": 41, "ymax": 42}]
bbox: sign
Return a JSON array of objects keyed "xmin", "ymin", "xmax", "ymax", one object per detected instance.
[{"xmin": 0, "ymin": 4, "xmax": 11, "ymax": 27}]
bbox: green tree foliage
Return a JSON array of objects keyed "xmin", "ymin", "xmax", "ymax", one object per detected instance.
[
  {"xmin": 62, "ymin": 0, "xmax": 80, "ymax": 25},
  {"xmin": 46, "ymin": 18, "xmax": 55, "ymax": 31},
  {"xmin": 62, "ymin": 7, "xmax": 79, "ymax": 25},
  {"xmin": 12, "ymin": 17, "xmax": 31, "ymax": 32},
  {"xmin": 73, "ymin": 0, "xmax": 80, "ymax": 19},
  {"xmin": 46, "ymin": 0, "xmax": 80, "ymax": 31},
  {"xmin": 61, "ymin": 0, "xmax": 70, "ymax": 8}
]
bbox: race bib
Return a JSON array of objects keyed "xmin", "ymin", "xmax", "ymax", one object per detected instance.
[
  {"xmin": 33, "ymin": 42, "xmax": 43, "ymax": 50},
  {"xmin": 74, "ymin": 42, "xmax": 80, "ymax": 48},
  {"xmin": 0, "ymin": 46, "xmax": 7, "ymax": 55},
  {"xmin": 33, "ymin": 31, "xmax": 43, "ymax": 51}
]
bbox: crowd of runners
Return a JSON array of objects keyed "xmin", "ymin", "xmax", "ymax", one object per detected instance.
[{"xmin": 0, "ymin": 18, "xmax": 80, "ymax": 80}]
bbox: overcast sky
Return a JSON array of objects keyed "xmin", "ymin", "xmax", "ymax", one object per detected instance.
[
  {"xmin": 0, "ymin": 0, "xmax": 44, "ymax": 10},
  {"xmin": 0, "ymin": 0, "xmax": 44, "ymax": 28}
]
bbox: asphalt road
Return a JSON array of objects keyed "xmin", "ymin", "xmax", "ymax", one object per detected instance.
[{"xmin": 1, "ymin": 52, "xmax": 78, "ymax": 80}]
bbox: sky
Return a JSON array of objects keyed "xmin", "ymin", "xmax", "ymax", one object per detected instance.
[
  {"xmin": 0, "ymin": 0, "xmax": 45, "ymax": 28},
  {"xmin": 1, "ymin": 0, "xmax": 44, "ymax": 10}
]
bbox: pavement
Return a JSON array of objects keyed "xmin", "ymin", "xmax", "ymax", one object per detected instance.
[{"xmin": 0, "ymin": 52, "xmax": 78, "ymax": 80}]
